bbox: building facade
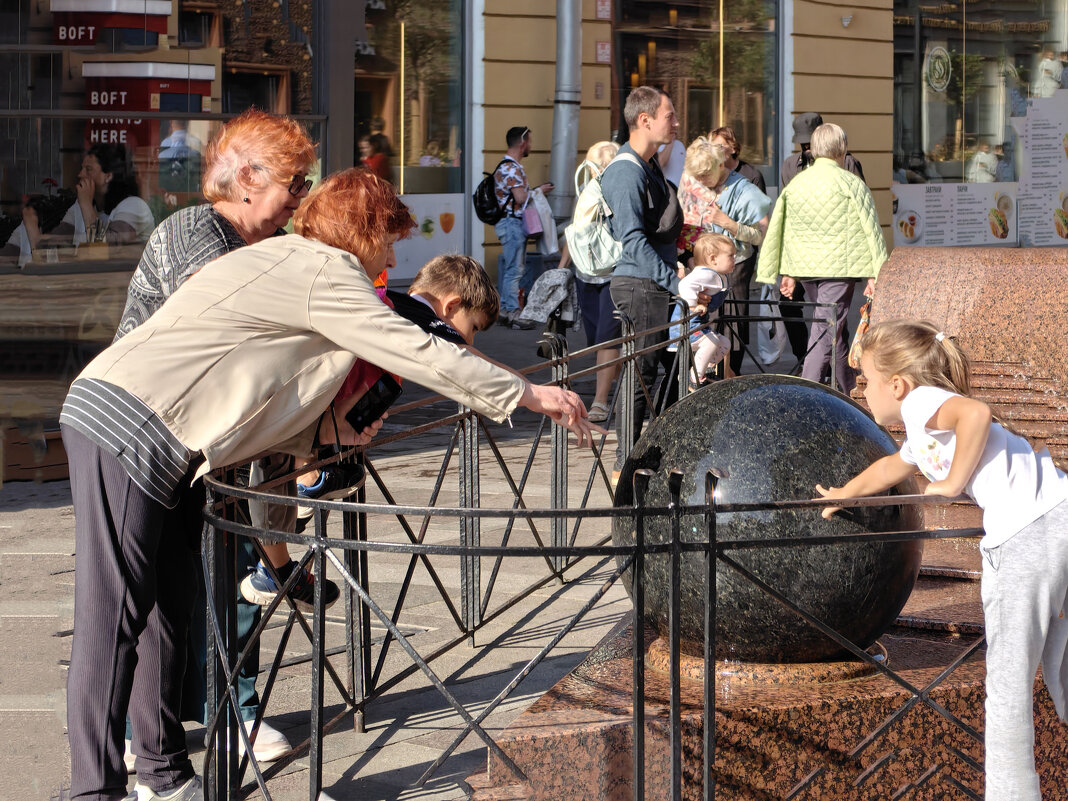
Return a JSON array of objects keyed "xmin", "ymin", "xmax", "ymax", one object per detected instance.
[{"xmin": 1, "ymin": 0, "xmax": 1067, "ymax": 476}]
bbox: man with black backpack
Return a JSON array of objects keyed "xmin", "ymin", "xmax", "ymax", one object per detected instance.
[{"xmin": 484, "ymin": 126, "xmax": 552, "ymax": 327}]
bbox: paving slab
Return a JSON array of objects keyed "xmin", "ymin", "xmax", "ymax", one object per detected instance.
[{"xmin": 0, "ymin": 319, "xmax": 792, "ymax": 800}]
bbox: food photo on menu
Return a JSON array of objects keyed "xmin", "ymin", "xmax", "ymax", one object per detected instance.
[
  {"xmin": 989, "ymin": 192, "xmax": 1013, "ymax": 240},
  {"xmin": 1056, "ymin": 192, "xmax": 1068, "ymax": 240},
  {"xmin": 896, "ymin": 208, "xmax": 921, "ymax": 244}
]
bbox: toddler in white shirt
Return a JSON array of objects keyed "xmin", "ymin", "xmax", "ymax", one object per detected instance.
[{"xmin": 671, "ymin": 232, "xmax": 734, "ymax": 383}]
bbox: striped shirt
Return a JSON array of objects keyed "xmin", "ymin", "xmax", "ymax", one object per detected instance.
[
  {"xmin": 114, "ymin": 204, "xmax": 247, "ymax": 340},
  {"xmin": 79, "ymin": 205, "xmax": 248, "ymax": 505},
  {"xmin": 60, "ymin": 378, "xmax": 196, "ymax": 508}
]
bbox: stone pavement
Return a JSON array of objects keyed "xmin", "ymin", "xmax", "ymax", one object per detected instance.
[
  {"xmin": 0, "ymin": 322, "xmax": 637, "ymax": 801},
  {"xmin": 0, "ymin": 307, "xmax": 807, "ymax": 801}
]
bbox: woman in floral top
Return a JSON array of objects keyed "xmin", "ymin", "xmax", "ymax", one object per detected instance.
[{"xmin": 676, "ymin": 137, "xmax": 772, "ymax": 373}]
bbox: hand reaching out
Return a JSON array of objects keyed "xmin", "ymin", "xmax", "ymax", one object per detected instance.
[
  {"xmin": 814, "ymin": 483, "xmax": 848, "ymax": 519},
  {"xmin": 521, "ymin": 383, "xmax": 607, "ymax": 449}
]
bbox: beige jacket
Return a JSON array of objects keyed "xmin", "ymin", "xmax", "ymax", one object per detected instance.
[{"xmin": 78, "ymin": 235, "xmax": 526, "ymax": 478}]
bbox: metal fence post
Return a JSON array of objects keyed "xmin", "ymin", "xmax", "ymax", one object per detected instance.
[
  {"xmin": 548, "ymin": 333, "xmax": 569, "ymax": 575},
  {"xmin": 459, "ymin": 404, "xmax": 481, "ymax": 642},
  {"xmin": 703, "ymin": 468, "xmax": 724, "ymax": 801},
  {"xmin": 631, "ymin": 469, "xmax": 653, "ymax": 801},
  {"xmin": 204, "ymin": 473, "xmax": 239, "ymax": 800},
  {"xmin": 829, "ymin": 301, "xmax": 838, "ymax": 392},
  {"xmin": 343, "ymin": 483, "xmax": 370, "ymax": 733},
  {"xmin": 308, "ymin": 512, "xmax": 329, "ymax": 801},
  {"xmin": 203, "ymin": 484, "xmax": 221, "ymax": 801},
  {"xmin": 674, "ymin": 299, "xmax": 692, "ymax": 398},
  {"xmin": 667, "ymin": 469, "xmax": 684, "ymax": 801},
  {"xmin": 618, "ymin": 314, "xmax": 637, "ymax": 468}
]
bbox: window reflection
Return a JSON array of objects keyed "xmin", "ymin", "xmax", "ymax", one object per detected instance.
[
  {"xmin": 357, "ymin": 0, "xmax": 464, "ymax": 193},
  {"xmin": 893, "ymin": 0, "xmax": 1068, "ymax": 184},
  {"xmin": 0, "ymin": 1, "xmax": 319, "ymax": 425},
  {"xmin": 616, "ymin": 0, "xmax": 779, "ymax": 186}
]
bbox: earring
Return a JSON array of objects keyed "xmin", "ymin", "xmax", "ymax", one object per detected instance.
[{"xmin": 243, "ymin": 196, "xmax": 250, "ymax": 203}]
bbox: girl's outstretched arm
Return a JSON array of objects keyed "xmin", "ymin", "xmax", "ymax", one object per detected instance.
[
  {"xmin": 816, "ymin": 453, "xmax": 915, "ymax": 519},
  {"xmin": 925, "ymin": 395, "xmax": 992, "ymax": 497}
]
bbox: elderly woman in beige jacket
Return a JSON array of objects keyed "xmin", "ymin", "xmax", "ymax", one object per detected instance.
[{"xmin": 59, "ymin": 167, "xmax": 598, "ymax": 801}]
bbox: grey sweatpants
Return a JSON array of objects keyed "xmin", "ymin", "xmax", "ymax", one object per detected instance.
[{"xmin": 981, "ymin": 501, "xmax": 1068, "ymax": 800}]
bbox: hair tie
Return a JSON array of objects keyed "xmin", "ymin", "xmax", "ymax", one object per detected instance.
[{"xmin": 934, "ymin": 331, "xmax": 946, "ymax": 342}]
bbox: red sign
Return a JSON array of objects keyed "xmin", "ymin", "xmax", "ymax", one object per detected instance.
[
  {"xmin": 51, "ymin": 0, "xmax": 171, "ymax": 46},
  {"xmin": 596, "ymin": 0, "xmax": 612, "ymax": 21},
  {"xmin": 596, "ymin": 41, "xmax": 612, "ymax": 64},
  {"xmin": 82, "ymin": 62, "xmax": 215, "ymax": 151}
]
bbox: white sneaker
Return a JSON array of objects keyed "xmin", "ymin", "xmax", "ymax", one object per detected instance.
[
  {"xmin": 130, "ymin": 776, "xmax": 203, "ymax": 801},
  {"xmin": 123, "ymin": 738, "xmax": 136, "ymax": 773},
  {"xmin": 238, "ymin": 718, "xmax": 291, "ymax": 763}
]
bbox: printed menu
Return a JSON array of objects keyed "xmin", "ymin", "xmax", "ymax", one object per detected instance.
[
  {"xmin": 893, "ymin": 91, "xmax": 1067, "ymax": 248},
  {"xmin": 1017, "ymin": 94, "xmax": 1068, "ymax": 246},
  {"xmin": 892, "ymin": 183, "xmax": 1017, "ymax": 247}
]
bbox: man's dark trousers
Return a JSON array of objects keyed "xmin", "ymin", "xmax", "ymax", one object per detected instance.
[{"xmin": 610, "ymin": 275, "xmax": 673, "ymax": 471}]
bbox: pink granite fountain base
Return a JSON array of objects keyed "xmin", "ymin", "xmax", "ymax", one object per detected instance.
[{"xmin": 467, "ymin": 621, "xmax": 1067, "ymax": 801}]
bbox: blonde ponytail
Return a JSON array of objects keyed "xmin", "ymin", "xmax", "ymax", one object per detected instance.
[{"xmin": 860, "ymin": 319, "xmax": 971, "ymax": 396}]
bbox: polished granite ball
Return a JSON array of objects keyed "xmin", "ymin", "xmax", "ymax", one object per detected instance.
[{"xmin": 612, "ymin": 375, "xmax": 923, "ymax": 663}]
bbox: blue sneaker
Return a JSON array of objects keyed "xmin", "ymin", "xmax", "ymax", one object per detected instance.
[
  {"xmin": 296, "ymin": 463, "xmax": 366, "ymax": 502},
  {"xmin": 240, "ymin": 560, "xmax": 340, "ymax": 612}
]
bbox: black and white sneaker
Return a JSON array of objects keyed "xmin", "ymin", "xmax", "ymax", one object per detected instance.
[
  {"xmin": 296, "ymin": 463, "xmax": 366, "ymax": 502},
  {"xmin": 240, "ymin": 560, "xmax": 340, "ymax": 612}
]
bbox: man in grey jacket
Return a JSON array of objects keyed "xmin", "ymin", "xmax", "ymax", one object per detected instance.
[{"xmin": 601, "ymin": 86, "xmax": 684, "ymax": 475}]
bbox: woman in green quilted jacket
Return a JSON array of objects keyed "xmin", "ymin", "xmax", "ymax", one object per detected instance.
[{"xmin": 756, "ymin": 122, "xmax": 887, "ymax": 393}]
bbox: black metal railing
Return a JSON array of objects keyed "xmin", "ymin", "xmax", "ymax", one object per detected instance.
[{"xmin": 200, "ymin": 298, "xmax": 983, "ymax": 801}]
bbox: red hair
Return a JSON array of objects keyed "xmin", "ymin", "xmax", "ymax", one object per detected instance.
[
  {"xmin": 293, "ymin": 168, "xmax": 415, "ymax": 263},
  {"xmin": 202, "ymin": 109, "xmax": 317, "ymax": 203}
]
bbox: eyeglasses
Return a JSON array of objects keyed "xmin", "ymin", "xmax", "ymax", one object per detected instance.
[{"xmin": 288, "ymin": 175, "xmax": 313, "ymax": 196}]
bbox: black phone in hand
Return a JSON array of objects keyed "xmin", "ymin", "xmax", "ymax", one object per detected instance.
[{"xmin": 345, "ymin": 373, "xmax": 402, "ymax": 431}]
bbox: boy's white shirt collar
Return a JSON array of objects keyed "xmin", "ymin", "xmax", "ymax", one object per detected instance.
[{"xmin": 409, "ymin": 292, "xmax": 435, "ymax": 311}]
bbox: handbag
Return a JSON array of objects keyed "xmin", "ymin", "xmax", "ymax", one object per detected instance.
[
  {"xmin": 530, "ymin": 188, "xmax": 559, "ymax": 255},
  {"xmin": 847, "ymin": 296, "xmax": 871, "ymax": 369},
  {"xmin": 755, "ymin": 284, "xmax": 788, "ymax": 366},
  {"xmin": 522, "ymin": 204, "xmax": 543, "ymax": 239}
]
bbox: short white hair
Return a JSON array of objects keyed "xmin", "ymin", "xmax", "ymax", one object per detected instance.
[{"xmin": 810, "ymin": 123, "xmax": 847, "ymax": 160}]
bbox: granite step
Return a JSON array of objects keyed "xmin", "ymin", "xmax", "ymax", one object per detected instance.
[
  {"xmin": 897, "ymin": 576, "xmax": 984, "ymax": 634},
  {"xmin": 919, "ymin": 536, "xmax": 981, "ymax": 579}
]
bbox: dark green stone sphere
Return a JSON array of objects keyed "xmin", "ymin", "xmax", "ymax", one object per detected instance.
[{"xmin": 612, "ymin": 375, "xmax": 923, "ymax": 663}]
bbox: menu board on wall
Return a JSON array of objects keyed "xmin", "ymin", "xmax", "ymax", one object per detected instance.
[
  {"xmin": 892, "ymin": 183, "xmax": 1018, "ymax": 247},
  {"xmin": 1018, "ymin": 94, "xmax": 1068, "ymax": 246},
  {"xmin": 894, "ymin": 91, "xmax": 1068, "ymax": 248},
  {"xmin": 392, "ymin": 193, "xmax": 465, "ymax": 281}
]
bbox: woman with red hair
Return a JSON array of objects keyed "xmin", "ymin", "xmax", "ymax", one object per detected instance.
[{"xmin": 60, "ymin": 166, "xmax": 597, "ymax": 801}]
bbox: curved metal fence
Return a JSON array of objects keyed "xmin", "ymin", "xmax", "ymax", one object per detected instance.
[{"xmin": 199, "ymin": 304, "xmax": 986, "ymax": 801}]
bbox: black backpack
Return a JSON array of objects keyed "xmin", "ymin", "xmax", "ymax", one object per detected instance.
[{"xmin": 472, "ymin": 158, "xmax": 513, "ymax": 225}]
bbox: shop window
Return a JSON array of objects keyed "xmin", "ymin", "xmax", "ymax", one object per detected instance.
[
  {"xmin": 223, "ymin": 67, "xmax": 289, "ymax": 114},
  {"xmin": 0, "ymin": 0, "xmax": 322, "ymax": 430},
  {"xmin": 178, "ymin": 10, "xmax": 221, "ymax": 47},
  {"xmin": 615, "ymin": 0, "xmax": 780, "ymax": 186},
  {"xmin": 356, "ymin": 0, "xmax": 464, "ymax": 194},
  {"xmin": 892, "ymin": 0, "xmax": 1068, "ymax": 247}
]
